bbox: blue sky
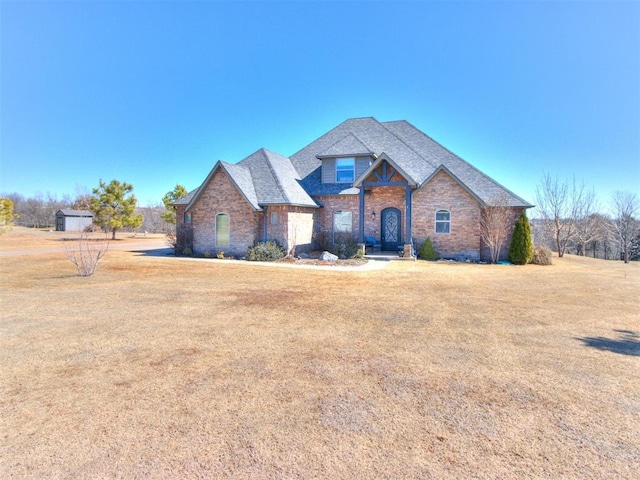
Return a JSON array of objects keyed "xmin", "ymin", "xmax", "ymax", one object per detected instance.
[{"xmin": 1, "ymin": 1, "xmax": 639, "ymax": 212}]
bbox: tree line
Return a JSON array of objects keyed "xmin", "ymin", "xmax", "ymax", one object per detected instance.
[
  {"xmin": 1, "ymin": 181, "xmax": 187, "ymax": 238},
  {"xmin": 533, "ymin": 173, "xmax": 639, "ymax": 263}
]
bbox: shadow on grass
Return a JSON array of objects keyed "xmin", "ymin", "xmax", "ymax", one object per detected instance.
[
  {"xmin": 132, "ymin": 247, "xmax": 174, "ymax": 257},
  {"xmin": 575, "ymin": 329, "xmax": 640, "ymax": 356}
]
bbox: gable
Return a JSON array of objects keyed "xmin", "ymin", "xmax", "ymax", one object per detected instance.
[{"xmin": 186, "ymin": 161, "xmax": 260, "ymax": 212}]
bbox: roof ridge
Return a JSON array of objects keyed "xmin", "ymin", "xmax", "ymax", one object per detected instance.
[
  {"xmin": 260, "ymin": 148, "xmax": 291, "ymax": 204},
  {"xmin": 399, "ymin": 120, "xmax": 532, "ymax": 206},
  {"xmin": 378, "ymin": 119, "xmax": 438, "ymax": 170}
]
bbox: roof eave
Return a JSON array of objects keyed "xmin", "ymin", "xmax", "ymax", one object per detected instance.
[
  {"xmin": 417, "ymin": 165, "xmax": 485, "ymax": 205},
  {"xmin": 353, "ymin": 152, "xmax": 417, "ymax": 187}
]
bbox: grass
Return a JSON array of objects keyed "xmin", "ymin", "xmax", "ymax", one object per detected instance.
[{"xmin": 1, "ymin": 228, "xmax": 639, "ymax": 478}]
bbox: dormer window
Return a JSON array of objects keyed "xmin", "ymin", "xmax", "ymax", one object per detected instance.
[{"xmin": 335, "ymin": 158, "xmax": 355, "ymax": 183}]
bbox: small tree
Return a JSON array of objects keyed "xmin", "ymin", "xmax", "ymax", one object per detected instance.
[
  {"xmin": 480, "ymin": 194, "xmax": 512, "ymax": 263},
  {"xmin": 535, "ymin": 173, "xmax": 589, "ymax": 257},
  {"xmin": 90, "ymin": 179, "xmax": 143, "ymax": 240},
  {"xmin": 64, "ymin": 233, "xmax": 109, "ymax": 276},
  {"xmin": 509, "ymin": 211, "xmax": 533, "ymax": 265},
  {"xmin": 609, "ymin": 191, "xmax": 639, "ymax": 263},
  {"xmin": 0, "ymin": 197, "xmax": 19, "ymax": 233},
  {"xmin": 161, "ymin": 184, "xmax": 188, "ymax": 224}
]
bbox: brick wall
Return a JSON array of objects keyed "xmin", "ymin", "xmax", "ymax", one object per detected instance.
[
  {"xmin": 189, "ymin": 169, "xmax": 260, "ymax": 256},
  {"xmin": 315, "ymin": 195, "xmax": 360, "ymax": 245},
  {"xmin": 264, "ymin": 205, "xmax": 315, "ymax": 254},
  {"xmin": 412, "ymin": 170, "xmax": 482, "ymax": 261}
]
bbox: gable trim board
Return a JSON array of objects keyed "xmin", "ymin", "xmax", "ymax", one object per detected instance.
[{"xmin": 176, "ymin": 117, "xmax": 533, "ymax": 260}]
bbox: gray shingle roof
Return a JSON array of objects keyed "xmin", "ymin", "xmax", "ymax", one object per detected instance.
[
  {"xmin": 290, "ymin": 117, "xmax": 532, "ymax": 207},
  {"xmin": 238, "ymin": 149, "xmax": 317, "ymax": 207},
  {"xmin": 173, "ymin": 188, "xmax": 198, "ymax": 206},
  {"xmin": 182, "ymin": 117, "xmax": 532, "ymax": 210},
  {"xmin": 381, "ymin": 120, "xmax": 533, "ymax": 207},
  {"xmin": 182, "ymin": 149, "xmax": 318, "ymax": 211},
  {"xmin": 317, "ymin": 133, "xmax": 374, "ymax": 158}
]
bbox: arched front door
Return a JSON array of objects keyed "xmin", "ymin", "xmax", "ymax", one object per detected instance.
[{"xmin": 381, "ymin": 207, "xmax": 401, "ymax": 251}]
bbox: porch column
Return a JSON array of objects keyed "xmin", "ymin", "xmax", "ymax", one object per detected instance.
[
  {"xmin": 405, "ymin": 184, "xmax": 412, "ymax": 243},
  {"xmin": 359, "ymin": 187, "xmax": 365, "ymax": 243}
]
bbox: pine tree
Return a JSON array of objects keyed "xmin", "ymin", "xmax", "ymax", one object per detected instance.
[
  {"xmin": 91, "ymin": 179, "xmax": 143, "ymax": 240},
  {"xmin": 509, "ymin": 211, "xmax": 533, "ymax": 265},
  {"xmin": 161, "ymin": 184, "xmax": 188, "ymax": 224}
]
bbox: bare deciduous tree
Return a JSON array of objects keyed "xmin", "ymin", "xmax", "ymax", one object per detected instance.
[
  {"xmin": 535, "ymin": 173, "xmax": 591, "ymax": 257},
  {"xmin": 480, "ymin": 194, "xmax": 513, "ymax": 263},
  {"xmin": 609, "ymin": 191, "xmax": 639, "ymax": 263},
  {"xmin": 64, "ymin": 233, "xmax": 109, "ymax": 276},
  {"xmin": 572, "ymin": 188, "xmax": 600, "ymax": 256}
]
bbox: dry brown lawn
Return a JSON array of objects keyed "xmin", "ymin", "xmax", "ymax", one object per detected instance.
[{"xmin": 1, "ymin": 228, "xmax": 638, "ymax": 479}]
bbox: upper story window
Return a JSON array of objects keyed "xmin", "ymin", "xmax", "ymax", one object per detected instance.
[
  {"xmin": 335, "ymin": 158, "xmax": 355, "ymax": 183},
  {"xmin": 435, "ymin": 210, "xmax": 450, "ymax": 234}
]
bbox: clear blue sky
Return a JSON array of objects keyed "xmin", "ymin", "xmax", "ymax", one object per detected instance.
[{"xmin": 1, "ymin": 0, "xmax": 639, "ymax": 211}]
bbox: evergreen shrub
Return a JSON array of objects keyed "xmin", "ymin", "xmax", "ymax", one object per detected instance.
[
  {"xmin": 419, "ymin": 237, "xmax": 438, "ymax": 261},
  {"xmin": 509, "ymin": 211, "xmax": 533, "ymax": 265}
]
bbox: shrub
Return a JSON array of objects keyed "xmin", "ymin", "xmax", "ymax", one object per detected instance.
[
  {"xmin": 332, "ymin": 233, "xmax": 360, "ymax": 259},
  {"xmin": 418, "ymin": 237, "xmax": 438, "ymax": 260},
  {"xmin": 246, "ymin": 240, "xmax": 285, "ymax": 261},
  {"xmin": 64, "ymin": 233, "xmax": 109, "ymax": 277},
  {"xmin": 531, "ymin": 244, "xmax": 553, "ymax": 265},
  {"xmin": 509, "ymin": 211, "xmax": 533, "ymax": 265}
]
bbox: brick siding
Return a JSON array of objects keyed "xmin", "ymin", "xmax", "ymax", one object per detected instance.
[
  {"xmin": 189, "ymin": 169, "xmax": 260, "ymax": 256},
  {"xmin": 181, "ymin": 168, "xmax": 523, "ymax": 260},
  {"xmin": 412, "ymin": 170, "xmax": 482, "ymax": 261}
]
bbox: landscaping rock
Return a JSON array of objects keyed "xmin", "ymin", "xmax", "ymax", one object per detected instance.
[{"xmin": 319, "ymin": 251, "xmax": 338, "ymax": 262}]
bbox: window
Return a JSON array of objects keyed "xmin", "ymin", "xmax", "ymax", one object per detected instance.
[
  {"xmin": 435, "ymin": 210, "xmax": 450, "ymax": 234},
  {"xmin": 184, "ymin": 212, "xmax": 192, "ymax": 224},
  {"xmin": 270, "ymin": 211, "xmax": 279, "ymax": 225},
  {"xmin": 333, "ymin": 210, "xmax": 352, "ymax": 243},
  {"xmin": 216, "ymin": 213, "xmax": 230, "ymax": 246},
  {"xmin": 335, "ymin": 158, "xmax": 355, "ymax": 183}
]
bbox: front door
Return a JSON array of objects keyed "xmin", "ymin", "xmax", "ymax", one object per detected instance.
[{"xmin": 381, "ymin": 207, "xmax": 401, "ymax": 251}]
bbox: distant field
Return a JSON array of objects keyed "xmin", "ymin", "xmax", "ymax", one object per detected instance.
[{"xmin": 1, "ymin": 228, "xmax": 638, "ymax": 478}]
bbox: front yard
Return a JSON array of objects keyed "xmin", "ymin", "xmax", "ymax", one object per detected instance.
[{"xmin": 0, "ymin": 233, "xmax": 638, "ymax": 478}]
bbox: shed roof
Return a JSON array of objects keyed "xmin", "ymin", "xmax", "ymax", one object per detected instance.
[{"xmin": 57, "ymin": 209, "xmax": 93, "ymax": 217}]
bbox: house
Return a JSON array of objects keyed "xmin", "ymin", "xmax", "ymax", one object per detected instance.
[
  {"xmin": 174, "ymin": 117, "xmax": 533, "ymax": 261},
  {"xmin": 55, "ymin": 209, "xmax": 93, "ymax": 232}
]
